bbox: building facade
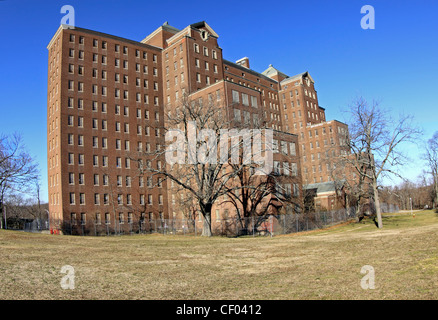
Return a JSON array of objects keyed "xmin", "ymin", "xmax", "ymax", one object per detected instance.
[{"xmin": 47, "ymin": 21, "xmax": 348, "ymax": 232}]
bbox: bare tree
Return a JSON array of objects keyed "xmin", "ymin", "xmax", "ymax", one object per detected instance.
[
  {"xmin": 424, "ymin": 131, "xmax": 438, "ymax": 209},
  {"xmin": 0, "ymin": 133, "xmax": 39, "ymax": 229},
  {"xmin": 224, "ymin": 146, "xmax": 301, "ymax": 235},
  {"xmin": 335, "ymin": 98, "xmax": 422, "ymax": 228},
  {"xmin": 131, "ymin": 92, "xmax": 273, "ymax": 236}
]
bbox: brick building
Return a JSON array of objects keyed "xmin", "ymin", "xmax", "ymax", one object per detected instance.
[{"xmin": 47, "ymin": 21, "xmax": 348, "ymax": 232}]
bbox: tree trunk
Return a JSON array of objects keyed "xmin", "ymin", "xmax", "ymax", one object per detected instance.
[
  {"xmin": 201, "ymin": 203, "xmax": 213, "ymax": 237},
  {"xmin": 202, "ymin": 212, "xmax": 212, "ymax": 237},
  {"xmin": 355, "ymin": 204, "xmax": 362, "ymax": 221},
  {"xmin": 373, "ymin": 178, "xmax": 383, "ymax": 228}
]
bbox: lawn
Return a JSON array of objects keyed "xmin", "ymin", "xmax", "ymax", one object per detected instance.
[{"xmin": 0, "ymin": 210, "xmax": 437, "ymax": 300}]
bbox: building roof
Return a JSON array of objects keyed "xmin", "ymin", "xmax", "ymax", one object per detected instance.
[
  {"xmin": 223, "ymin": 59, "xmax": 277, "ymax": 84},
  {"xmin": 280, "ymin": 71, "xmax": 315, "ymax": 85},
  {"xmin": 189, "ymin": 21, "xmax": 219, "ymax": 38},
  {"xmin": 162, "ymin": 21, "xmax": 180, "ymax": 33},
  {"xmin": 141, "ymin": 21, "xmax": 181, "ymax": 44},
  {"xmin": 303, "ymin": 181, "xmax": 345, "ymax": 194},
  {"xmin": 48, "ymin": 25, "xmax": 162, "ymax": 51},
  {"xmin": 261, "ymin": 64, "xmax": 289, "ymax": 79}
]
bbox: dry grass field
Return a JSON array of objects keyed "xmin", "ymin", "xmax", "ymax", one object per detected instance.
[{"xmin": 0, "ymin": 210, "xmax": 437, "ymax": 300}]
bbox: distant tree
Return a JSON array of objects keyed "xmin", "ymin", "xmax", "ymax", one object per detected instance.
[
  {"xmin": 424, "ymin": 131, "xmax": 438, "ymax": 209},
  {"xmin": 0, "ymin": 133, "xmax": 39, "ymax": 229}
]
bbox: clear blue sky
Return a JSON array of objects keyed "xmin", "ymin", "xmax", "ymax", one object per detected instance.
[{"xmin": 1, "ymin": 0, "xmax": 437, "ymax": 202}]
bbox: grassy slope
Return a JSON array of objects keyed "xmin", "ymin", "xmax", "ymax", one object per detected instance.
[{"xmin": 0, "ymin": 210, "xmax": 437, "ymax": 300}]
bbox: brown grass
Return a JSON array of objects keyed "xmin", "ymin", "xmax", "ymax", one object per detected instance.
[{"xmin": 0, "ymin": 210, "xmax": 437, "ymax": 300}]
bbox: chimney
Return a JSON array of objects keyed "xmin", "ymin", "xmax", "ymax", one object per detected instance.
[{"xmin": 236, "ymin": 57, "xmax": 250, "ymax": 69}]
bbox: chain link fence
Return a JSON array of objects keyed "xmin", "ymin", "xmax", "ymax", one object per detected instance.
[{"xmin": 5, "ymin": 203, "xmax": 398, "ymax": 237}]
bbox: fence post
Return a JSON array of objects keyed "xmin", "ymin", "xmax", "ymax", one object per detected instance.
[
  {"xmin": 296, "ymin": 213, "xmax": 299, "ymax": 232},
  {"xmin": 235, "ymin": 217, "xmax": 238, "ymax": 237},
  {"xmin": 270, "ymin": 215, "xmax": 273, "ymax": 238},
  {"xmin": 282, "ymin": 215, "xmax": 286, "ymax": 234}
]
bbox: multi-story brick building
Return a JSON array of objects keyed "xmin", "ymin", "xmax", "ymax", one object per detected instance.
[{"xmin": 47, "ymin": 21, "xmax": 348, "ymax": 233}]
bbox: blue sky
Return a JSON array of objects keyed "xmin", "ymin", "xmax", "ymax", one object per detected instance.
[{"xmin": 0, "ymin": 0, "xmax": 437, "ymax": 202}]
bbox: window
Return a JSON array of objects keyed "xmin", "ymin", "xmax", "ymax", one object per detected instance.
[
  {"xmin": 283, "ymin": 163, "xmax": 290, "ymax": 176},
  {"xmin": 79, "ymin": 193, "xmax": 85, "ymax": 205},
  {"xmin": 233, "ymin": 109, "xmax": 241, "ymax": 122},
  {"xmin": 105, "ymin": 213, "xmax": 110, "ymax": 224},
  {"xmin": 96, "ymin": 213, "xmax": 101, "ymax": 225},
  {"xmin": 94, "ymin": 194, "xmax": 100, "ymax": 205},
  {"xmin": 68, "ymin": 134, "xmax": 74, "ymax": 145},
  {"xmin": 126, "ymin": 176, "xmax": 132, "ymax": 187},
  {"xmin": 273, "ymin": 161, "xmax": 280, "ymax": 174},
  {"xmin": 68, "ymin": 173, "xmax": 74, "ymax": 184},
  {"xmin": 273, "ymin": 140, "xmax": 279, "ymax": 153},
  {"xmin": 232, "ymin": 90, "xmax": 239, "ymax": 103},
  {"xmin": 243, "ymin": 111, "xmax": 250, "ymax": 125},
  {"xmin": 242, "ymin": 93, "xmax": 249, "ymax": 106},
  {"xmin": 69, "ymin": 193, "xmax": 75, "ymax": 205},
  {"xmin": 93, "ymin": 155, "xmax": 98, "ymax": 167},
  {"xmin": 78, "ymin": 135, "xmax": 84, "ymax": 146},
  {"xmin": 290, "ymin": 142, "xmax": 296, "ymax": 156},
  {"xmin": 251, "ymin": 96, "xmax": 258, "ymax": 108},
  {"xmin": 117, "ymin": 175, "xmax": 122, "ymax": 187},
  {"xmin": 68, "ymin": 153, "xmax": 74, "ymax": 165},
  {"xmin": 103, "ymin": 175, "xmax": 109, "ymax": 186},
  {"xmin": 281, "ymin": 141, "xmax": 288, "ymax": 155}
]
